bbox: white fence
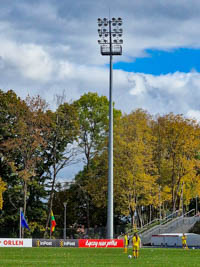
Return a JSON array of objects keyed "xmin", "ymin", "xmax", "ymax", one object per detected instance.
[{"xmin": 151, "ymin": 233, "xmax": 200, "ymax": 247}]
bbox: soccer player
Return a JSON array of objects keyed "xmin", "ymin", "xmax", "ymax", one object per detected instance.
[
  {"xmin": 132, "ymin": 233, "xmax": 141, "ymax": 258},
  {"xmin": 124, "ymin": 233, "xmax": 128, "ymax": 253},
  {"xmin": 182, "ymin": 233, "xmax": 188, "ymax": 249}
]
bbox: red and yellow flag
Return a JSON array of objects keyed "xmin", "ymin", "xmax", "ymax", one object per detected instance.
[{"xmin": 51, "ymin": 210, "xmax": 56, "ymax": 233}]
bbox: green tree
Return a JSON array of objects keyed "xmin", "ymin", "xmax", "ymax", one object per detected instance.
[
  {"xmin": 43, "ymin": 102, "xmax": 79, "ymax": 237},
  {"xmin": 73, "ymin": 92, "xmax": 121, "ymax": 228},
  {"xmin": 74, "ymin": 92, "xmax": 110, "ymax": 168}
]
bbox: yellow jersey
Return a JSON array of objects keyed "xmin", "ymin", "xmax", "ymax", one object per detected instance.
[
  {"xmin": 182, "ymin": 235, "xmax": 187, "ymax": 244},
  {"xmin": 133, "ymin": 236, "xmax": 141, "ymax": 247},
  {"xmin": 124, "ymin": 235, "xmax": 128, "ymax": 246}
]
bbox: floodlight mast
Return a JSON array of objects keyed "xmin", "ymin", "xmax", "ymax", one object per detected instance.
[{"xmin": 97, "ymin": 17, "xmax": 123, "ymax": 239}]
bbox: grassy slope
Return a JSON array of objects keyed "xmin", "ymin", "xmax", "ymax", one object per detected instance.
[{"xmin": 0, "ymin": 247, "xmax": 200, "ymax": 267}]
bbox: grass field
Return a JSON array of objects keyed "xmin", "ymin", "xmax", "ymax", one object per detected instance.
[{"xmin": 0, "ymin": 247, "xmax": 200, "ymax": 267}]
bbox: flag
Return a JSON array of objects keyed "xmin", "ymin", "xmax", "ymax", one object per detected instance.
[
  {"xmin": 51, "ymin": 210, "xmax": 56, "ymax": 233},
  {"xmin": 21, "ymin": 211, "xmax": 30, "ymax": 230}
]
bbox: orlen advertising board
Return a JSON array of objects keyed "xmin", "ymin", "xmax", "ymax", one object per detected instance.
[
  {"xmin": 79, "ymin": 239, "xmax": 124, "ymax": 248},
  {"xmin": 0, "ymin": 238, "xmax": 32, "ymax": 247}
]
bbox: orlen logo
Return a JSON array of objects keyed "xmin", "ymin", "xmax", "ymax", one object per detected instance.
[{"xmin": 3, "ymin": 240, "xmax": 24, "ymax": 246}]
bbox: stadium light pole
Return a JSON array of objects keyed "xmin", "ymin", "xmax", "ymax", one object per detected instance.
[
  {"xmin": 97, "ymin": 17, "xmax": 123, "ymax": 238},
  {"xmin": 63, "ymin": 202, "xmax": 67, "ymax": 240}
]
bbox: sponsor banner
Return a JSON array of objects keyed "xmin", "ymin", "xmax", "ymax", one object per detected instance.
[
  {"xmin": 32, "ymin": 239, "xmax": 56, "ymax": 247},
  {"xmin": 0, "ymin": 239, "xmax": 32, "ymax": 247},
  {"xmin": 32, "ymin": 239, "xmax": 78, "ymax": 247},
  {"xmin": 59, "ymin": 239, "xmax": 78, "ymax": 247},
  {"xmin": 79, "ymin": 239, "xmax": 124, "ymax": 248}
]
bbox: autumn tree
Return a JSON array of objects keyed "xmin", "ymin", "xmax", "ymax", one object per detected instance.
[
  {"xmin": 114, "ymin": 109, "xmax": 157, "ymax": 226},
  {"xmin": 0, "ymin": 92, "xmax": 50, "ymax": 237},
  {"xmin": 0, "ymin": 177, "xmax": 6, "ymax": 210},
  {"xmin": 0, "ymin": 90, "xmax": 19, "ymax": 215},
  {"xmin": 153, "ymin": 113, "xmax": 200, "ymax": 212}
]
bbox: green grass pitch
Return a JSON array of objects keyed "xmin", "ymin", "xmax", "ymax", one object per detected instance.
[{"xmin": 0, "ymin": 247, "xmax": 200, "ymax": 266}]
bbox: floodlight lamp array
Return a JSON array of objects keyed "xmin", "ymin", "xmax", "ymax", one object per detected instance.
[{"xmin": 97, "ymin": 17, "xmax": 123, "ymax": 46}]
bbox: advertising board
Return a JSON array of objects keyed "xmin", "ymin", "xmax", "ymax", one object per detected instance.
[
  {"xmin": 0, "ymin": 238, "xmax": 32, "ymax": 247},
  {"xmin": 0, "ymin": 238, "xmax": 123, "ymax": 248},
  {"xmin": 60, "ymin": 240, "xmax": 78, "ymax": 247},
  {"xmin": 32, "ymin": 239, "xmax": 78, "ymax": 247},
  {"xmin": 79, "ymin": 239, "xmax": 124, "ymax": 248}
]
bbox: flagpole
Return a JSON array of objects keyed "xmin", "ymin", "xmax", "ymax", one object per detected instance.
[{"xmin": 20, "ymin": 207, "xmax": 22, "ymax": 238}]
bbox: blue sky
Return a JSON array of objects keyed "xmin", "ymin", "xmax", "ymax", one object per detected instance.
[
  {"xmin": 114, "ymin": 49, "xmax": 200, "ymax": 75},
  {"xmin": 2, "ymin": 0, "xmax": 200, "ymax": 179}
]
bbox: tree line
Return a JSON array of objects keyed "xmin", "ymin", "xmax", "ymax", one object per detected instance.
[{"xmin": 0, "ymin": 89, "xmax": 200, "ymax": 238}]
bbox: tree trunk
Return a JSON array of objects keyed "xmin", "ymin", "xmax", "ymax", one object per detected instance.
[
  {"xmin": 137, "ymin": 206, "xmax": 143, "ymax": 228},
  {"xmin": 149, "ymin": 205, "xmax": 152, "ymax": 223},
  {"xmin": 86, "ymin": 195, "xmax": 90, "ymax": 229}
]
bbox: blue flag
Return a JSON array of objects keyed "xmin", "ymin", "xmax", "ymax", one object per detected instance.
[{"xmin": 21, "ymin": 211, "xmax": 30, "ymax": 230}]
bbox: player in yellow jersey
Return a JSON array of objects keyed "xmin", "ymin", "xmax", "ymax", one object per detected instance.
[
  {"xmin": 124, "ymin": 233, "xmax": 128, "ymax": 253},
  {"xmin": 182, "ymin": 234, "xmax": 188, "ymax": 249},
  {"xmin": 132, "ymin": 233, "xmax": 141, "ymax": 258}
]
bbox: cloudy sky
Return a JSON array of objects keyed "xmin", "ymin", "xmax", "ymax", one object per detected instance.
[
  {"xmin": 2, "ymin": 0, "xmax": 200, "ymax": 118},
  {"xmin": 2, "ymin": 0, "xmax": 200, "ymax": 179}
]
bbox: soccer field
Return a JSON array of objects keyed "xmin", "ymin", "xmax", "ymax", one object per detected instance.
[{"xmin": 0, "ymin": 247, "xmax": 200, "ymax": 267}]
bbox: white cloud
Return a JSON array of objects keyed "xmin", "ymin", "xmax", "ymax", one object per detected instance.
[
  {"xmin": 57, "ymin": 61, "xmax": 75, "ymax": 79},
  {"xmin": 126, "ymin": 71, "xmax": 200, "ymax": 120},
  {"xmin": 1, "ymin": 1, "xmax": 200, "ymax": 119},
  {"xmin": 129, "ymin": 75, "xmax": 148, "ymax": 96},
  {"xmin": 186, "ymin": 110, "xmax": 200, "ymax": 122},
  {"xmin": 2, "ymin": 0, "xmax": 200, "ymax": 66},
  {"xmin": 0, "ymin": 38, "xmax": 53, "ymax": 81}
]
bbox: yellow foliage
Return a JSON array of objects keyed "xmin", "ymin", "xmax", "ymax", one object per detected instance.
[
  {"xmin": 113, "ymin": 110, "xmax": 200, "ymax": 217},
  {"xmin": 153, "ymin": 113, "xmax": 200, "ymax": 210},
  {"xmin": 0, "ymin": 177, "xmax": 6, "ymax": 210},
  {"xmin": 114, "ymin": 109, "xmax": 157, "ymax": 216}
]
